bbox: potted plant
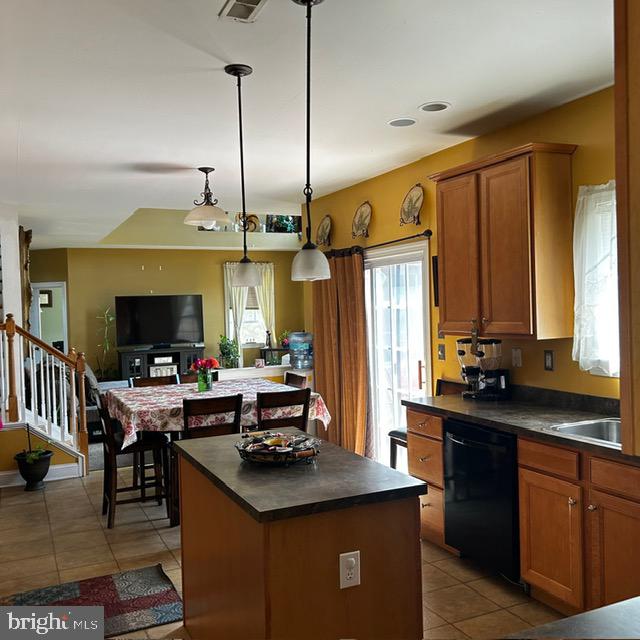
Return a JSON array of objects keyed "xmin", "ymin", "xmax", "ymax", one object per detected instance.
[
  {"xmin": 96, "ymin": 306, "xmax": 117, "ymax": 380},
  {"xmin": 14, "ymin": 424, "xmax": 53, "ymax": 491},
  {"xmin": 219, "ymin": 335, "xmax": 240, "ymax": 369},
  {"xmin": 190, "ymin": 357, "xmax": 220, "ymax": 392}
]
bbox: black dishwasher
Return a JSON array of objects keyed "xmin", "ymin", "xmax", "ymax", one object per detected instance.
[{"xmin": 443, "ymin": 419, "xmax": 520, "ymax": 582}]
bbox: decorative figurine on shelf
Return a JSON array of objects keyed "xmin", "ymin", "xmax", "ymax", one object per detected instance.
[
  {"xmin": 266, "ymin": 330, "xmax": 272, "ymax": 348},
  {"xmin": 190, "ymin": 357, "xmax": 219, "ymax": 392}
]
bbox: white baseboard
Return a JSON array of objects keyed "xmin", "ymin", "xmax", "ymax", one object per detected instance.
[{"xmin": 0, "ymin": 462, "xmax": 82, "ymax": 488}]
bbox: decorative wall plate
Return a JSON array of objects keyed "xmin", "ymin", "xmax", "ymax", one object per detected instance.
[
  {"xmin": 236, "ymin": 213, "xmax": 260, "ymax": 232},
  {"xmin": 400, "ymin": 184, "xmax": 424, "ymax": 226},
  {"xmin": 316, "ymin": 215, "xmax": 332, "ymax": 246},
  {"xmin": 352, "ymin": 201, "xmax": 372, "ymax": 239}
]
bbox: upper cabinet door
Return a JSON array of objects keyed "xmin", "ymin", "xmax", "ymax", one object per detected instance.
[
  {"xmin": 479, "ymin": 157, "xmax": 533, "ymax": 335},
  {"xmin": 437, "ymin": 173, "xmax": 480, "ymax": 334}
]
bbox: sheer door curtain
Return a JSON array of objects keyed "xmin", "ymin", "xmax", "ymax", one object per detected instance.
[
  {"xmin": 572, "ymin": 180, "xmax": 619, "ymax": 377},
  {"xmin": 313, "ymin": 251, "xmax": 369, "ymax": 456}
]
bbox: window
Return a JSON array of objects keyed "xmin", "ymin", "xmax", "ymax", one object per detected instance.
[
  {"xmin": 226, "ymin": 287, "xmax": 267, "ymax": 346},
  {"xmin": 223, "ymin": 262, "xmax": 276, "ymax": 353},
  {"xmin": 572, "ymin": 180, "xmax": 619, "ymax": 377}
]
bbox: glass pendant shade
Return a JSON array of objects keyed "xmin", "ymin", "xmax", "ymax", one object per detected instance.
[
  {"xmin": 233, "ymin": 257, "xmax": 261, "ymax": 287},
  {"xmin": 184, "ymin": 204, "xmax": 229, "ymax": 226},
  {"xmin": 291, "ymin": 243, "xmax": 330, "ymax": 281}
]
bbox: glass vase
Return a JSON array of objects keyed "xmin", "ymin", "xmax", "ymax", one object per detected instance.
[{"xmin": 197, "ymin": 370, "xmax": 213, "ymax": 392}]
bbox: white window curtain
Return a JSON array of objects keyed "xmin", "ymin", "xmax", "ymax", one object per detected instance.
[
  {"xmin": 572, "ymin": 180, "xmax": 619, "ymax": 378},
  {"xmin": 223, "ymin": 263, "xmax": 248, "ymax": 343},
  {"xmin": 255, "ymin": 263, "xmax": 276, "ymax": 343}
]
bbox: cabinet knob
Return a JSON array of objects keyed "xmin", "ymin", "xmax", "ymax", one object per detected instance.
[
  {"xmin": 418, "ymin": 455, "xmax": 431, "ymax": 462},
  {"xmin": 568, "ymin": 497, "xmax": 578, "ymax": 507},
  {"xmin": 587, "ymin": 504, "xmax": 599, "ymax": 511},
  {"xmin": 482, "ymin": 317, "xmax": 489, "ymax": 324}
]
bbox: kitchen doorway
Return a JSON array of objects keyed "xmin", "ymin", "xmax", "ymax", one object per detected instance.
[
  {"xmin": 365, "ymin": 242, "xmax": 431, "ymax": 470},
  {"xmin": 30, "ymin": 281, "xmax": 68, "ymax": 354}
]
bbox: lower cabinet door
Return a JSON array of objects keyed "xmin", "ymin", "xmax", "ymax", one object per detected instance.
[
  {"xmin": 519, "ymin": 467, "xmax": 584, "ymax": 608},
  {"xmin": 589, "ymin": 488, "xmax": 640, "ymax": 607},
  {"xmin": 420, "ymin": 487, "xmax": 444, "ymax": 545}
]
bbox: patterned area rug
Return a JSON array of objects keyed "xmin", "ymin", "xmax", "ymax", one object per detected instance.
[{"xmin": 0, "ymin": 564, "xmax": 182, "ymax": 638}]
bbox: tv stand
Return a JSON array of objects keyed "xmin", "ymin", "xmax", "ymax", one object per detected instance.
[{"xmin": 118, "ymin": 345, "xmax": 205, "ymax": 380}]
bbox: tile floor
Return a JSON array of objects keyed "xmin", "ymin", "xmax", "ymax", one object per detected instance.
[{"xmin": 0, "ymin": 470, "xmax": 564, "ymax": 640}]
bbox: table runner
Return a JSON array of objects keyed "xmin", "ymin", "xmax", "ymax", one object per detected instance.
[{"xmin": 106, "ymin": 378, "xmax": 331, "ymax": 447}]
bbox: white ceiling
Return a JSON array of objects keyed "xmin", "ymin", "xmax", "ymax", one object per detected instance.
[{"xmin": 0, "ymin": 0, "xmax": 613, "ymax": 249}]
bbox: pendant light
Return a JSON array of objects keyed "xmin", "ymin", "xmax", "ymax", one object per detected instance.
[
  {"xmin": 226, "ymin": 64, "xmax": 261, "ymax": 288},
  {"xmin": 291, "ymin": 0, "xmax": 331, "ymax": 282},
  {"xmin": 184, "ymin": 167, "xmax": 229, "ymax": 228}
]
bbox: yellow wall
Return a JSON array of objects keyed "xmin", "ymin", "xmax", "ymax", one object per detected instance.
[
  {"xmin": 31, "ymin": 248, "xmax": 305, "ymax": 373},
  {"xmin": 306, "ymin": 87, "xmax": 619, "ymax": 398},
  {"xmin": 0, "ymin": 428, "xmax": 76, "ymax": 472}
]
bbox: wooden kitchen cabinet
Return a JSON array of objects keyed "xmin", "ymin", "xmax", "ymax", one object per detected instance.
[
  {"xmin": 519, "ymin": 467, "xmax": 584, "ymax": 609},
  {"xmin": 588, "ymin": 488, "xmax": 640, "ymax": 607},
  {"xmin": 436, "ymin": 173, "xmax": 480, "ymax": 334},
  {"xmin": 429, "ymin": 142, "xmax": 576, "ymax": 338}
]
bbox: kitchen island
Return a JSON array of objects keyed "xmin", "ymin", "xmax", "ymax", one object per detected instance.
[{"xmin": 173, "ymin": 429, "xmax": 427, "ymax": 640}]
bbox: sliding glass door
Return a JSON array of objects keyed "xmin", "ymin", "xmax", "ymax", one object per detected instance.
[{"xmin": 365, "ymin": 243, "xmax": 431, "ymax": 469}]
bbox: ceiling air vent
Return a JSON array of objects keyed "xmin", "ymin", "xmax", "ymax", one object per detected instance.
[{"xmin": 219, "ymin": 0, "xmax": 270, "ymax": 23}]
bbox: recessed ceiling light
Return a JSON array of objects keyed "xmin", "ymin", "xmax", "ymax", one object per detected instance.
[
  {"xmin": 388, "ymin": 117, "xmax": 417, "ymax": 127},
  {"xmin": 419, "ymin": 101, "xmax": 451, "ymax": 112}
]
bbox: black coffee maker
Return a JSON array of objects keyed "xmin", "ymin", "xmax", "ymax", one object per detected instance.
[{"xmin": 456, "ymin": 338, "xmax": 510, "ymax": 401}]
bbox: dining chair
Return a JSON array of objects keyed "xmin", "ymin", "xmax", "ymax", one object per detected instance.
[
  {"xmin": 97, "ymin": 395, "xmax": 170, "ymax": 528},
  {"xmin": 179, "ymin": 370, "xmax": 219, "ymax": 384},
  {"xmin": 167, "ymin": 394, "xmax": 244, "ymax": 527},
  {"xmin": 284, "ymin": 371, "xmax": 307, "ymax": 389},
  {"xmin": 129, "ymin": 374, "xmax": 179, "ymax": 388},
  {"xmin": 256, "ymin": 388, "xmax": 311, "ymax": 432}
]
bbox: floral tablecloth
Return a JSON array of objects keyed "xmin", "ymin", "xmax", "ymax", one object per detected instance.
[{"xmin": 106, "ymin": 378, "xmax": 331, "ymax": 448}]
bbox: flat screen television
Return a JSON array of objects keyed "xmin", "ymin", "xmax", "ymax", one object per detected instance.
[{"xmin": 115, "ymin": 295, "xmax": 204, "ymax": 347}]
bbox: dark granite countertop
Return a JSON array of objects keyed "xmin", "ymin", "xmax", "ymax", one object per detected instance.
[
  {"xmin": 402, "ymin": 395, "xmax": 637, "ymax": 462},
  {"xmin": 173, "ymin": 428, "xmax": 427, "ymax": 523},
  {"xmin": 505, "ymin": 596, "xmax": 640, "ymax": 638}
]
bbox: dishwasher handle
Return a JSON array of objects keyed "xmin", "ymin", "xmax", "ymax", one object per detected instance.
[{"xmin": 446, "ymin": 433, "xmax": 507, "ymax": 453}]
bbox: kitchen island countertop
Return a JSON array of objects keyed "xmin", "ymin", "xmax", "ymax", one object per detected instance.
[{"xmin": 173, "ymin": 428, "xmax": 427, "ymax": 522}]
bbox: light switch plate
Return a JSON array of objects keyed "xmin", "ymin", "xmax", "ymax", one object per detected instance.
[
  {"xmin": 438, "ymin": 344, "xmax": 446, "ymax": 361},
  {"xmin": 512, "ymin": 347, "xmax": 523, "ymax": 368},
  {"xmin": 544, "ymin": 350, "xmax": 554, "ymax": 371},
  {"xmin": 339, "ymin": 551, "xmax": 361, "ymax": 589}
]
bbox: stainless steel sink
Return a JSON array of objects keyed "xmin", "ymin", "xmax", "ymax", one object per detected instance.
[{"xmin": 543, "ymin": 418, "xmax": 621, "ymax": 447}]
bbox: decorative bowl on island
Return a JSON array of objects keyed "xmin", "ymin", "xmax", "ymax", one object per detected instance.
[{"xmin": 235, "ymin": 432, "xmax": 320, "ymax": 466}]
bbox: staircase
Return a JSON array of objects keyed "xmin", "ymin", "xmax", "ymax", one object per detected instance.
[{"xmin": 1, "ymin": 313, "xmax": 88, "ymax": 474}]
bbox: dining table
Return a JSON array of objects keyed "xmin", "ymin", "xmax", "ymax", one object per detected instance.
[{"xmin": 105, "ymin": 377, "xmax": 332, "ymax": 448}]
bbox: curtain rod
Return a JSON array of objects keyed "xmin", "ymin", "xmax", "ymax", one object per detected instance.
[
  {"xmin": 324, "ymin": 229, "xmax": 432, "ymax": 258},
  {"xmin": 366, "ymin": 229, "xmax": 432, "ymax": 250}
]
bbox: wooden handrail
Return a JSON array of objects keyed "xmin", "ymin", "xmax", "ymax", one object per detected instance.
[{"xmin": 15, "ymin": 325, "xmax": 75, "ymax": 367}]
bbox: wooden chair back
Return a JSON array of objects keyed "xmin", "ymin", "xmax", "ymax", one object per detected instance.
[
  {"xmin": 435, "ymin": 378, "xmax": 467, "ymax": 396},
  {"xmin": 284, "ymin": 371, "xmax": 307, "ymax": 389},
  {"xmin": 179, "ymin": 370, "xmax": 219, "ymax": 384},
  {"xmin": 97, "ymin": 394, "xmax": 123, "ymax": 458},
  {"xmin": 130, "ymin": 374, "xmax": 179, "ymax": 388},
  {"xmin": 256, "ymin": 388, "xmax": 311, "ymax": 432},
  {"xmin": 182, "ymin": 394, "xmax": 243, "ymax": 439}
]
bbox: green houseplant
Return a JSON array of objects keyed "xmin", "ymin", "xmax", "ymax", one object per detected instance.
[
  {"xmin": 14, "ymin": 424, "xmax": 53, "ymax": 491},
  {"xmin": 218, "ymin": 335, "xmax": 240, "ymax": 369}
]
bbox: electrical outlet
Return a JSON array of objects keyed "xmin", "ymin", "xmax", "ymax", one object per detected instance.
[
  {"xmin": 512, "ymin": 347, "xmax": 523, "ymax": 368},
  {"xmin": 339, "ymin": 551, "xmax": 361, "ymax": 589},
  {"xmin": 437, "ymin": 344, "xmax": 446, "ymax": 361},
  {"xmin": 544, "ymin": 350, "xmax": 554, "ymax": 371}
]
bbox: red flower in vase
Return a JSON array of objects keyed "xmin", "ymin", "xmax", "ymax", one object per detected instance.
[{"xmin": 191, "ymin": 357, "xmax": 220, "ymax": 373}]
